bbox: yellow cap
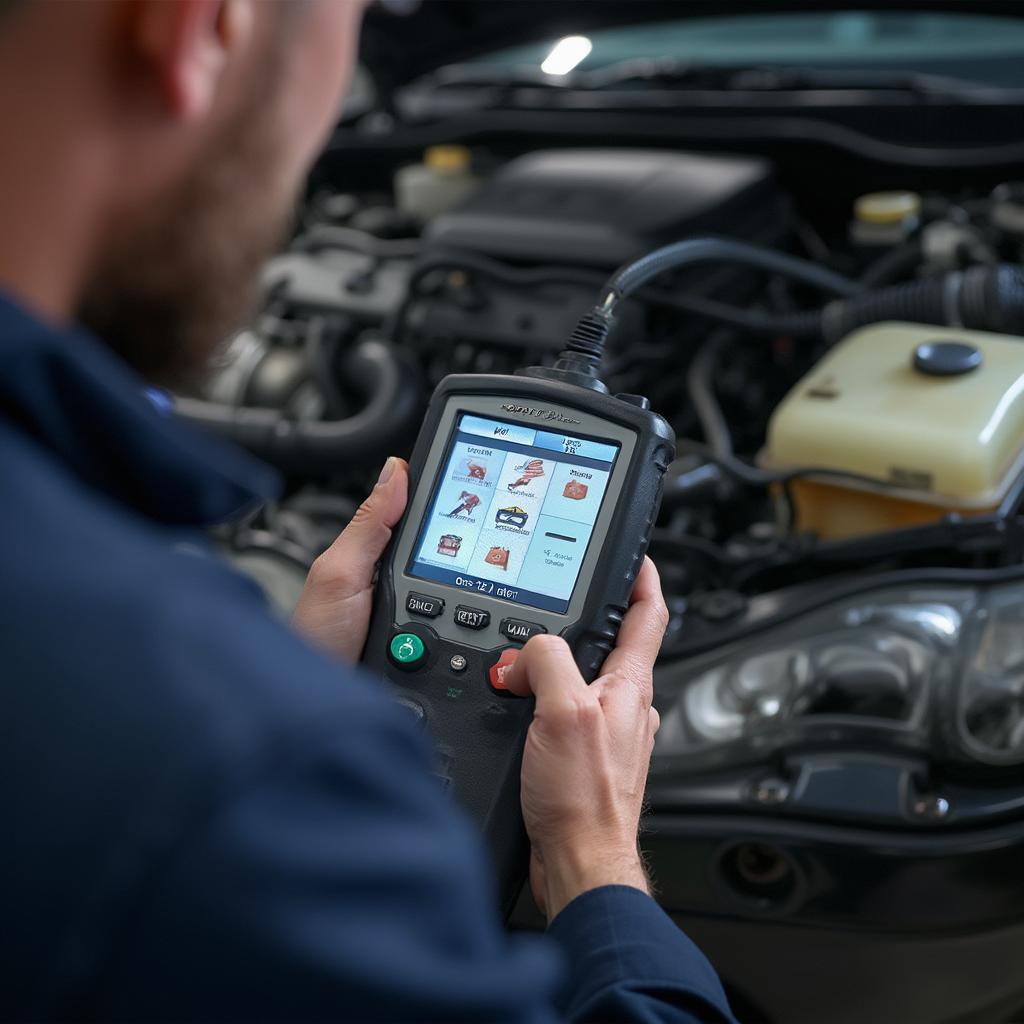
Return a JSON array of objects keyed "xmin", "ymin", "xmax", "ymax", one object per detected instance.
[
  {"xmin": 424, "ymin": 145, "xmax": 471, "ymax": 173},
  {"xmin": 854, "ymin": 191, "xmax": 922, "ymax": 226}
]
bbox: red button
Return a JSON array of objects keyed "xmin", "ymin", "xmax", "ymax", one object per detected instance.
[{"xmin": 488, "ymin": 648, "xmax": 520, "ymax": 691}]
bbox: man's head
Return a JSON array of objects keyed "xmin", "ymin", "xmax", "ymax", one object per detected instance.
[{"xmin": 0, "ymin": 0, "xmax": 365, "ymax": 386}]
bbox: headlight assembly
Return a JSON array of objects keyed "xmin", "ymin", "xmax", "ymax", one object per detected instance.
[
  {"xmin": 653, "ymin": 583, "xmax": 1024, "ymax": 768},
  {"xmin": 960, "ymin": 586, "xmax": 1024, "ymax": 765}
]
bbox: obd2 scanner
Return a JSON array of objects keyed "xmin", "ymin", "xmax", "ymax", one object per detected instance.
[{"xmin": 362, "ymin": 243, "xmax": 701, "ymax": 914}]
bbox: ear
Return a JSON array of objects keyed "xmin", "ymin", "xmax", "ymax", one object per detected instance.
[{"xmin": 133, "ymin": 0, "xmax": 255, "ymax": 120}]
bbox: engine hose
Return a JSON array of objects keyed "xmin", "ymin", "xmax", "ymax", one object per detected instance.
[
  {"xmin": 822, "ymin": 263, "xmax": 1024, "ymax": 343},
  {"xmin": 561, "ymin": 236, "xmax": 862, "ymax": 371},
  {"xmin": 650, "ymin": 264, "xmax": 1024, "ymax": 343},
  {"xmin": 606, "ymin": 236, "xmax": 863, "ymax": 306},
  {"xmin": 175, "ymin": 338, "xmax": 422, "ymax": 474},
  {"xmin": 641, "ymin": 288, "xmax": 822, "ymax": 338}
]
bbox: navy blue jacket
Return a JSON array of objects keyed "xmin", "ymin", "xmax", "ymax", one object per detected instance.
[{"xmin": 0, "ymin": 295, "xmax": 735, "ymax": 1023}]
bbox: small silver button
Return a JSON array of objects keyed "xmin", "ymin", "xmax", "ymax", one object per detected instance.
[{"xmin": 450, "ymin": 654, "xmax": 468, "ymax": 673}]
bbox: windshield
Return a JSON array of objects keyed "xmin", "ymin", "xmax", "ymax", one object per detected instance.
[{"xmin": 468, "ymin": 11, "xmax": 1024, "ymax": 89}]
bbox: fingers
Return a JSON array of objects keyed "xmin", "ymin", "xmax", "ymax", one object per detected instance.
[
  {"xmin": 501, "ymin": 634, "xmax": 588, "ymax": 710},
  {"xmin": 598, "ymin": 557, "xmax": 669, "ymax": 689},
  {"xmin": 505, "ymin": 559, "xmax": 667, "ymax": 708},
  {"xmin": 307, "ymin": 457, "xmax": 409, "ymax": 596}
]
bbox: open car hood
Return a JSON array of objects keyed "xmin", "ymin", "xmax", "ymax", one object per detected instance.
[{"xmin": 360, "ymin": 0, "xmax": 1024, "ymax": 89}]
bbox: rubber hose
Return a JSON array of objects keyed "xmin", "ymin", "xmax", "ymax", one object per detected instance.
[
  {"xmin": 685, "ymin": 329, "xmax": 734, "ymax": 458},
  {"xmin": 175, "ymin": 338, "xmax": 422, "ymax": 474},
  {"xmin": 640, "ymin": 288, "xmax": 823, "ymax": 338},
  {"xmin": 823, "ymin": 264, "xmax": 1024, "ymax": 343},
  {"xmin": 858, "ymin": 239, "xmax": 923, "ymax": 289},
  {"xmin": 607, "ymin": 236, "xmax": 862, "ymax": 305},
  {"xmin": 562, "ymin": 236, "xmax": 860, "ymax": 368}
]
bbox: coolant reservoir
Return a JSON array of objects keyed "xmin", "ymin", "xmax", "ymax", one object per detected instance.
[
  {"xmin": 394, "ymin": 145, "xmax": 480, "ymax": 223},
  {"xmin": 763, "ymin": 322, "xmax": 1024, "ymax": 539},
  {"xmin": 850, "ymin": 191, "xmax": 921, "ymax": 247}
]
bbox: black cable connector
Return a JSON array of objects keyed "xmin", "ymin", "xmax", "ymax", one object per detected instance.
[{"xmin": 556, "ymin": 299, "xmax": 616, "ymax": 376}]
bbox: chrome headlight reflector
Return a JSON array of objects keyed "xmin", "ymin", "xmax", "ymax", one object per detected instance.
[{"xmin": 654, "ymin": 584, "xmax": 1024, "ymax": 768}]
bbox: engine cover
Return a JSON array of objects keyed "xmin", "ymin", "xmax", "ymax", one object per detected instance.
[{"xmin": 426, "ymin": 148, "xmax": 785, "ymax": 267}]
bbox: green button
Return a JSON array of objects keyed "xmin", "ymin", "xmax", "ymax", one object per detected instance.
[{"xmin": 390, "ymin": 632, "xmax": 425, "ymax": 665}]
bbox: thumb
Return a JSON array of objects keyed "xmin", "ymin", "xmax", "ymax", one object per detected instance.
[
  {"xmin": 502, "ymin": 634, "xmax": 587, "ymax": 710},
  {"xmin": 311, "ymin": 457, "xmax": 409, "ymax": 595}
]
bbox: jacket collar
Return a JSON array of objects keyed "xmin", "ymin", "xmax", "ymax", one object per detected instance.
[{"xmin": 0, "ymin": 293, "xmax": 279, "ymax": 525}]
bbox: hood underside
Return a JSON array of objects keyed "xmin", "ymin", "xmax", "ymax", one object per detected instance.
[{"xmin": 360, "ymin": 0, "xmax": 1024, "ymax": 88}]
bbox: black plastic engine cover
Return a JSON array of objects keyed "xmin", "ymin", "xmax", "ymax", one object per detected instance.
[{"xmin": 426, "ymin": 148, "xmax": 784, "ymax": 267}]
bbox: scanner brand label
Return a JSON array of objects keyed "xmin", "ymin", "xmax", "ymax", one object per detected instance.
[{"xmin": 500, "ymin": 403, "xmax": 581, "ymax": 425}]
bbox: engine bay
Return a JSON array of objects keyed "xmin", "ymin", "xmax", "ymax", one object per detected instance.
[
  {"xmin": 195, "ymin": 145, "xmax": 1024, "ymax": 649},
  {"xmin": 183, "ymin": 142, "xmax": 1024, "ymax": 1022}
]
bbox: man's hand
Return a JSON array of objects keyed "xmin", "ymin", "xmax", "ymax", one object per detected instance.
[
  {"xmin": 502, "ymin": 557, "xmax": 668, "ymax": 923},
  {"xmin": 292, "ymin": 457, "xmax": 408, "ymax": 662}
]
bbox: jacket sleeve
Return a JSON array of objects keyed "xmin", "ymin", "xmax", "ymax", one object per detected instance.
[
  {"xmin": 548, "ymin": 886, "xmax": 737, "ymax": 1024},
  {"xmin": 91, "ymin": 687, "xmax": 564, "ymax": 1023},
  {"xmin": 85, "ymin": 597, "xmax": 731, "ymax": 1022}
]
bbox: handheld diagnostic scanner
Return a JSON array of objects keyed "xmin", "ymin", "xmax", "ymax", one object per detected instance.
[{"xmin": 356, "ymin": 242, "xmax": 750, "ymax": 914}]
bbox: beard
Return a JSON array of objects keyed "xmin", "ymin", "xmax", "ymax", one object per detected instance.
[{"xmin": 77, "ymin": 66, "xmax": 297, "ymax": 390}]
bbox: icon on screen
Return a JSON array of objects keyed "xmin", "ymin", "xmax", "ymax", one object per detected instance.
[
  {"xmin": 508, "ymin": 458, "xmax": 545, "ymax": 490},
  {"xmin": 495, "ymin": 505, "xmax": 529, "ymax": 529},
  {"xmin": 563, "ymin": 480, "xmax": 589, "ymax": 500},
  {"xmin": 485, "ymin": 546, "xmax": 510, "ymax": 570},
  {"xmin": 437, "ymin": 534, "xmax": 462, "ymax": 557},
  {"xmin": 460, "ymin": 458, "xmax": 488, "ymax": 480},
  {"xmin": 446, "ymin": 491, "xmax": 481, "ymax": 517}
]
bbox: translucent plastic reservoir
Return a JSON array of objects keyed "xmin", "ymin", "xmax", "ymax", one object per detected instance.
[{"xmin": 763, "ymin": 322, "xmax": 1024, "ymax": 538}]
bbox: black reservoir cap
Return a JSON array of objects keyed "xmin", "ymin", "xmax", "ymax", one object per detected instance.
[{"xmin": 912, "ymin": 340, "xmax": 982, "ymax": 377}]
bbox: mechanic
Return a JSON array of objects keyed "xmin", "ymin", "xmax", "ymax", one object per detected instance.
[{"xmin": 0, "ymin": 2, "xmax": 734, "ymax": 1021}]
